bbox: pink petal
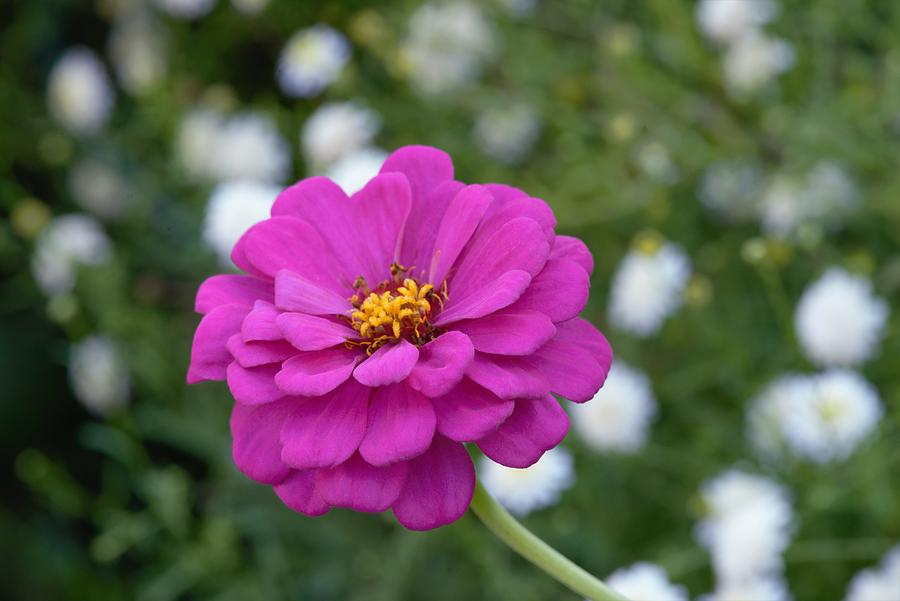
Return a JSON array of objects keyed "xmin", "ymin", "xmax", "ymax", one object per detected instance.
[
  {"xmin": 433, "ymin": 269, "xmax": 532, "ymax": 326},
  {"xmin": 555, "ymin": 317, "xmax": 614, "ymax": 372},
  {"xmin": 407, "ymin": 331, "xmax": 474, "ymax": 397},
  {"xmin": 508, "ymin": 258, "xmax": 590, "ymax": 323},
  {"xmin": 550, "ymin": 236, "xmax": 594, "ymax": 275},
  {"xmin": 227, "ymin": 334, "xmax": 296, "ymax": 368},
  {"xmin": 477, "ymin": 395, "xmax": 569, "ymax": 468},
  {"xmin": 465, "ymin": 352, "xmax": 549, "ymax": 399},
  {"xmin": 226, "ymin": 362, "xmax": 284, "ymax": 405},
  {"xmin": 316, "ymin": 453, "xmax": 408, "ymax": 513},
  {"xmin": 405, "ymin": 180, "xmax": 466, "ymax": 274},
  {"xmin": 187, "ymin": 304, "xmax": 248, "ymax": 383},
  {"xmin": 195, "ymin": 275, "xmax": 273, "ymax": 314},
  {"xmin": 280, "ymin": 380, "xmax": 371, "ymax": 469},
  {"xmin": 230, "ymin": 235, "xmax": 268, "ymax": 279},
  {"xmin": 532, "ymin": 334, "xmax": 606, "ymax": 403},
  {"xmin": 392, "ymin": 435, "xmax": 475, "ymax": 531},
  {"xmin": 380, "ymin": 145, "xmax": 454, "ymax": 199},
  {"xmin": 431, "ymin": 378, "xmax": 514, "ymax": 442},
  {"xmin": 482, "ymin": 184, "xmax": 556, "ymax": 245},
  {"xmin": 241, "ymin": 300, "xmax": 281, "ymax": 341},
  {"xmin": 358, "ymin": 383, "xmax": 436, "ymax": 466},
  {"xmin": 451, "ymin": 309, "xmax": 556, "ymax": 355},
  {"xmin": 275, "ymin": 348, "xmax": 359, "ymax": 397},
  {"xmin": 230, "ymin": 399, "xmax": 295, "ymax": 485},
  {"xmin": 352, "ymin": 340, "xmax": 419, "ymax": 387},
  {"xmin": 428, "ymin": 185, "xmax": 492, "ymax": 285},
  {"xmin": 350, "ymin": 172, "xmax": 413, "ymax": 284},
  {"xmin": 277, "ymin": 312, "xmax": 355, "ymax": 351},
  {"xmin": 274, "ymin": 470, "xmax": 330, "ymax": 517},
  {"xmin": 274, "ymin": 269, "xmax": 350, "ymax": 315}
]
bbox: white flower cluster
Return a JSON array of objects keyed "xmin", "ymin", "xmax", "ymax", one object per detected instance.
[
  {"xmin": 277, "ymin": 25, "xmax": 350, "ymax": 98},
  {"xmin": 67, "ymin": 157, "xmax": 129, "ymax": 220},
  {"xmin": 301, "ymin": 101, "xmax": 381, "ymax": 170},
  {"xmin": 203, "ymin": 180, "xmax": 281, "ymax": 267},
  {"xmin": 69, "ymin": 336, "xmax": 130, "ymax": 415},
  {"xmin": 473, "ymin": 104, "xmax": 541, "ymax": 165},
  {"xmin": 570, "ymin": 361, "xmax": 656, "ymax": 454},
  {"xmin": 31, "ymin": 215, "xmax": 113, "ymax": 296},
  {"xmin": 606, "ymin": 562, "xmax": 688, "ymax": 601},
  {"xmin": 47, "ymin": 47, "xmax": 115, "ymax": 135},
  {"xmin": 324, "ymin": 147, "xmax": 388, "ymax": 196},
  {"xmin": 608, "ymin": 241, "xmax": 691, "ymax": 337},
  {"xmin": 699, "ymin": 160, "xmax": 763, "ymax": 223},
  {"xmin": 479, "ymin": 447, "xmax": 574, "ymax": 517},
  {"xmin": 844, "ymin": 545, "xmax": 900, "ymax": 601},
  {"xmin": 695, "ymin": 0, "xmax": 794, "ymax": 95},
  {"xmin": 403, "ymin": 2, "xmax": 494, "ymax": 95},
  {"xmin": 748, "ymin": 370, "xmax": 883, "ymax": 464},
  {"xmin": 108, "ymin": 12, "xmax": 168, "ymax": 96},
  {"xmin": 696, "ymin": 470, "xmax": 793, "ymax": 595}
]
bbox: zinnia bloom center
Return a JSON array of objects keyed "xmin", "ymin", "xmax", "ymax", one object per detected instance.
[{"xmin": 348, "ymin": 264, "xmax": 446, "ymax": 354}]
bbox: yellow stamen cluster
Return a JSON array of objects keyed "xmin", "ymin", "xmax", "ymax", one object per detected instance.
[{"xmin": 350, "ymin": 278, "xmax": 435, "ymax": 354}]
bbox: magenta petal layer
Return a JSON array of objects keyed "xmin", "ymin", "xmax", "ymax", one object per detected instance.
[
  {"xmin": 477, "ymin": 395, "xmax": 570, "ymax": 468},
  {"xmin": 431, "ymin": 378, "xmax": 514, "ymax": 442},
  {"xmin": 359, "ymin": 384, "xmax": 436, "ymax": 466},
  {"xmin": 407, "ymin": 331, "xmax": 474, "ymax": 397},
  {"xmin": 316, "ymin": 453, "xmax": 408, "ymax": 513}
]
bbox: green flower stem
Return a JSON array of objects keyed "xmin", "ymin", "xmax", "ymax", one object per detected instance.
[{"xmin": 469, "ymin": 480, "xmax": 629, "ymax": 601}]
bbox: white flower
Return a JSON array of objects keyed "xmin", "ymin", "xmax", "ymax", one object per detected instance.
[
  {"xmin": 608, "ymin": 242, "xmax": 691, "ymax": 337},
  {"xmin": 67, "ymin": 158, "xmax": 128, "ymax": 219},
  {"xmin": 325, "ymin": 147, "xmax": 388, "ymax": 195},
  {"xmin": 479, "ymin": 447, "xmax": 574, "ymax": 517},
  {"xmin": 759, "ymin": 163, "xmax": 858, "ymax": 237},
  {"xmin": 845, "ymin": 545, "xmax": 900, "ymax": 601},
  {"xmin": 210, "ymin": 112, "xmax": 291, "ymax": 184},
  {"xmin": 404, "ymin": 2, "xmax": 494, "ymax": 95},
  {"xmin": 47, "ymin": 47, "xmax": 115, "ymax": 135},
  {"xmin": 277, "ymin": 25, "xmax": 350, "ymax": 98},
  {"xmin": 606, "ymin": 562, "xmax": 689, "ymax": 601},
  {"xmin": 32, "ymin": 215, "xmax": 113, "ymax": 295},
  {"xmin": 781, "ymin": 370, "xmax": 882, "ymax": 463},
  {"xmin": 701, "ymin": 575, "xmax": 792, "ymax": 601},
  {"xmin": 69, "ymin": 336, "xmax": 130, "ymax": 415},
  {"xmin": 176, "ymin": 108, "xmax": 224, "ymax": 181},
  {"xmin": 108, "ymin": 13, "xmax": 168, "ymax": 95},
  {"xmin": 152, "ymin": 0, "xmax": 215, "ymax": 19},
  {"xmin": 795, "ymin": 268, "xmax": 888, "ymax": 367},
  {"xmin": 231, "ymin": 0, "xmax": 269, "ymax": 14},
  {"xmin": 747, "ymin": 374, "xmax": 813, "ymax": 460},
  {"xmin": 570, "ymin": 361, "xmax": 656, "ymax": 453},
  {"xmin": 473, "ymin": 104, "xmax": 541, "ymax": 164},
  {"xmin": 696, "ymin": 0, "xmax": 777, "ymax": 46},
  {"xmin": 699, "ymin": 160, "xmax": 762, "ymax": 222},
  {"xmin": 696, "ymin": 470, "xmax": 793, "ymax": 583},
  {"xmin": 634, "ymin": 140, "xmax": 678, "ymax": 184},
  {"xmin": 301, "ymin": 101, "xmax": 381, "ymax": 169},
  {"xmin": 723, "ymin": 30, "xmax": 794, "ymax": 95},
  {"xmin": 203, "ymin": 180, "xmax": 281, "ymax": 266}
]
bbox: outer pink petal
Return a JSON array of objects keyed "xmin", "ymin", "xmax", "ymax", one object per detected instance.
[
  {"xmin": 358, "ymin": 384, "xmax": 436, "ymax": 466},
  {"xmin": 316, "ymin": 453, "xmax": 408, "ymax": 513},
  {"xmin": 428, "ymin": 185, "xmax": 492, "ymax": 285},
  {"xmin": 274, "ymin": 269, "xmax": 350, "ymax": 315},
  {"xmin": 451, "ymin": 309, "xmax": 556, "ymax": 355},
  {"xmin": 274, "ymin": 470, "xmax": 330, "ymax": 517},
  {"xmin": 465, "ymin": 352, "xmax": 549, "ymax": 399},
  {"xmin": 230, "ymin": 399, "xmax": 295, "ymax": 484},
  {"xmin": 187, "ymin": 304, "xmax": 248, "ymax": 383},
  {"xmin": 555, "ymin": 317, "xmax": 614, "ymax": 372},
  {"xmin": 195, "ymin": 275, "xmax": 273, "ymax": 315},
  {"xmin": 532, "ymin": 335, "xmax": 605, "ymax": 403},
  {"xmin": 240, "ymin": 217, "xmax": 342, "ymax": 290},
  {"xmin": 277, "ymin": 312, "xmax": 356, "ymax": 351},
  {"xmin": 226, "ymin": 362, "xmax": 284, "ymax": 405},
  {"xmin": 392, "ymin": 435, "xmax": 475, "ymax": 531},
  {"xmin": 241, "ymin": 300, "xmax": 281, "ymax": 341},
  {"xmin": 431, "ymin": 378, "xmax": 514, "ymax": 442},
  {"xmin": 550, "ymin": 236, "xmax": 594, "ymax": 275},
  {"xmin": 407, "ymin": 331, "xmax": 474, "ymax": 397},
  {"xmin": 508, "ymin": 258, "xmax": 590, "ymax": 323},
  {"xmin": 476, "ymin": 395, "xmax": 569, "ymax": 468},
  {"xmin": 433, "ymin": 269, "xmax": 532, "ymax": 326},
  {"xmin": 352, "ymin": 340, "xmax": 419, "ymax": 387},
  {"xmin": 481, "ymin": 184, "xmax": 556, "ymax": 244},
  {"xmin": 350, "ymin": 172, "xmax": 413, "ymax": 284},
  {"xmin": 280, "ymin": 380, "xmax": 371, "ymax": 469},
  {"xmin": 275, "ymin": 348, "xmax": 359, "ymax": 396},
  {"xmin": 226, "ymin": 334, "xmax": 295, "ymax": 368}
]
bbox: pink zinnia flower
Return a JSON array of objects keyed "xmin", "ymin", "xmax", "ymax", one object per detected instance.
[{"xmin": 188, "ymin": 146, "xmax": 612, "ymax": 530}]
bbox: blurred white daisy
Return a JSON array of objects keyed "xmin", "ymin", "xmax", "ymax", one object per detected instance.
[
  {"xmin": 747, "ymin": 373, "xmax": 814, "ymax": 460},
  {"xmin": 479, "ymin": 447, "xmax": 574, "ymax": 517},
  {"xmin": 781, "ymin": 370, "xmax": 882, "ymax": 464},
  {"xmin": 67, "ymin": 158, "xmax": 129, "ymax": 219},
  {"xmin": 759, "ymin": 163, "xmax": 858, "ymax": 237},
  {"xmin": 231, "ymin": 0, "xmax": 269, "ymax": 14},
  {"xmin": 696, "ymin": 0, "xmax": 777, "ymax": 46},
  {"xmin": 210, "ymin": 112, "xmax": 290, "ymax": 184},
  {"xmin": 152, "ymin": 0, "xmax": 215, "ymax": 19},
  {"xmin": 634, "ymin": 140, "xmax": 678, "ymax": 184},
  {"xmin": 203, "ymin": 180, "xmax": 281, "ymax": 267},
  {"xmin": 608, "ymin": 241, "xmax": 691, "ymax": 337},
  {"xmin": 69, "ymin": 336, "xmax": 130, "ymax": 416},
  {"xmin": 700, "ymin": 575, "xmax": 792, "ymax": 601},
  {"xmin": 473, "ymin": 104, "xmax": 541, "ymax": 164},
  {"xmin": 699, "ymin": 160, "xmax": 763, "ymax": 222},
  {"xmin": 844, "ymin": 545, "xmax": 900, "ymax": 601},
  {"xmin": 795, "ymin": 268, "xmax": 888, "ymax": 367},
  {"xmin": 277, "ymin": 25, "xmax": 350, "ymax": 98},
  {"xmin": 176, "ymin": 107, "xmax": 224, "ymax": 182},
  {"xmin": 403, "ymin": 2, "xmax": 494, "ymax": 95},
  {"xmin": 108, "ymin": 12, "xmax": 168, "ymax": 95},
  {"xmin": 47, "ymin": 47, "xmax": 115, "ymax": 136},
  {"xmin": 722, "ymin": 30, "xmax": 794, "ymax": 95},
  {"xmin": 606, "ymin": 562, "xmax": 689, "ymax": 601},
  {"xmin": 696, "ymin": 470, "xmax": 793, "ymax": 583},
  {"xmin": 570, "ymin": 361, "xmax": 656, "ymax": 453},
  {"xmin": 31, "ymin": 215, "xmax": 113, "ymax": 296},
  {"xmin": 325, "ymin": 147, "xmax": 388, "ymax": 195},
  {"xmin": 301, "ymin": 101, "xmax": 381, "ymax": 169}
]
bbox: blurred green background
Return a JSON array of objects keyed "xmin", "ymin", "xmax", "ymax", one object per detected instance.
[{"xmin": 1, "ymin": 0, "xmax": 899, "ymax": 599}]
